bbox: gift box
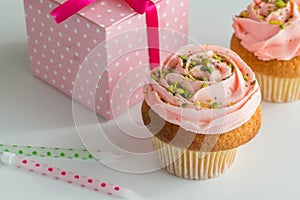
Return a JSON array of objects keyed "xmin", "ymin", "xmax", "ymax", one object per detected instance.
[{"xmin": 23, "ymin": 0, "xmax": 189, "ymax": 120}]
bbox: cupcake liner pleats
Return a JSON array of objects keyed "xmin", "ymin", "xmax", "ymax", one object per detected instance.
[
  {"xmin": 152, "ymin": 137, "xmax": 238, "ymax": 180},
  {"xmin": 256, "ymin": 73, "xmax": 300, "ymax": 102}
]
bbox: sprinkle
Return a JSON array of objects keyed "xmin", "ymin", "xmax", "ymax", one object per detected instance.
[
  {"xmin": 212, "ymin": 102, "xmax": 219, "ymax": 109},
  {"xmin": 275, "ymin": 0, "xmax": 287, "ymax": 8},
  {"xmin": 206, "ymin": 99, "xmax": 212, "ymax": 103},
  {"xmin": 202, "ymin": 77, "xmax": 209, "ymax": 81},
  {"xmin": 201, "ymin": 83, "xmax": 207, "ymax": 88},
  {"xmin": 228, "ymin": 63, "xmax": 234, "ymax": 72},
  {"xmin": 259, "ymin": 15, "xmax": 265, "ymax": 20},
  {"xmin": 243, "ymin": 73, "xmax": 249, "ymax": 81},
  {"xmin": 178, "ymin": 55, "xmax": 187, "ymax": 65},
  {"xmin": 280, "ymin": 24, "xmax": 285, "ymax": 29},
  {"xmin": 269, "ymin": 19, "xmax": 285, "ymax": 29},
  {"xmin": 157, "ymin": 70, "xmax": 161, "ymax": 79},
  {"xmin": 269, "ymin": 20, "xmax": 283, "ymax": 25},
  {"xmin": 190, "ymin": 60, "xmax": 198, "ymax": 68},
  {"xmin": 207, "ymin": 66, "xmax": 214, "ymax": 74},
  {"xmin": 212, "ymin": 54, "xmax": 222, "ymax": 61},
  {"xmin": 167, "ymin": 82, "xmax": 192, "ymax": 99},
  {"xmin": 145, "ymin": 88, "xmax": 149, "ymax": 98},
  {"xmin": 163, "ymin": 69, "xmax": 171, "ymax": 76},
  {"xmin": 229, "ymin": 102, "xmax": 235, "ymax": 106},
  {"xmin": 151, "ymin": 74, "xmax": 158, "ymax": 81},
  {"xmin": 200, "ymin": 66, "xmax": 208, "ymax": 72},
  {"xmin": 240, "ymin": 10, "xmax": 249, "ymax": 18},
  {"xmin": 203, "ymin": 104, "xmax": 211, "ymax": 109},
  {"xmin": 182, "ymin": 92, "xmax": 192, "ymax": 99},
  {"xmin": 251, "ymin": 80, "xmax": 256, "ymax": 85},
  {"xmin": 176, "ymin": 88, "xmax": 185, "ymax": 95},
  {"xmin": 203, "ymin": 58, "xmax": 210, "ymax": 65},
  {"xmin": 194, "ymin": 101, "xmax": 201, "ymax": 107},
  {"xmin": 167, "ymin": 85, "xmax": 174, "ymax": 93},
  {"xmin": 185, "ymin": 74, "xmax": 196, "ymax": 80},
  {"xmin": 181, "ymin": 103, "xmax": 188, "ymax": 108},
  {"xmin": 200, "ymin": 64, "xmax": 215, "ymax": 78}
]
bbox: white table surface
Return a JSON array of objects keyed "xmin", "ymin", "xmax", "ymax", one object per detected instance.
[{"xmin": 1, "ymin": 0, "xmax": 300, "ymax": 200}]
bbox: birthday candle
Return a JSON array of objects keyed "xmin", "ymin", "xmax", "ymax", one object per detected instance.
[
  {"xmin": 0, "ymin": 143, "xmax": 124, "ymax": 162},
  {"xmin": 0, "ymin": 143, "xmax": 95, "ymax": 159},
  {"xmin": 1, "ymin": 152, "xmax": 139, "ymax": 199}
]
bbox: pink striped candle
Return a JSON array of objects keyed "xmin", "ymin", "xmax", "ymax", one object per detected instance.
[{"xmin": 1, "ymin": 152, "xmax": 139, "ymax": 199}]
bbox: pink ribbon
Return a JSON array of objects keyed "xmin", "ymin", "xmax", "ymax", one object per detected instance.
[
  {"xmin": 50, "ymin": 0, "xmax": 96, "ymax": 24},
  {"xmin": 50, "ymin": 0, "xmax": 160, "ymax": 70}
]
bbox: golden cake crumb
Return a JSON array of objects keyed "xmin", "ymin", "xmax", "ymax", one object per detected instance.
[
  {"xmin": 141, "ymin": 101, "xmax": 262, "ymax": 152},
  {"xmin": 230, "ymin": 35, "xmax": 300, "ymax": 78}
]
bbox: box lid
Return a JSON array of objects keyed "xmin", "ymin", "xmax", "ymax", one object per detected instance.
[{"xmin": 53, "ymin": 0, "xmax": 160, "ymax": 29}]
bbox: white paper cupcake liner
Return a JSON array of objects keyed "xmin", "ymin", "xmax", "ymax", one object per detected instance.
[
  {"xmin": 152, "ymin": 137, "xmax": 238, "ymax": 180},
  {"xmin": 255, "ymin": 73, "xmax": 300, "ymax": 102}
]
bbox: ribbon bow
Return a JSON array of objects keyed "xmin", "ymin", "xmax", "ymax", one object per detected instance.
[{"xmin": 50, "ymin": 0, "xmax": 160, "ymax": 70}]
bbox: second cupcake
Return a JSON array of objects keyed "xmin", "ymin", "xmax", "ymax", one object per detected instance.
[
  {"xmin": 142, "ymin": 45, "xmax": 262, "ymax": 180},
  {"xmin": 231, "ymin": 0, "xmax": 300, "ymax": 102}
]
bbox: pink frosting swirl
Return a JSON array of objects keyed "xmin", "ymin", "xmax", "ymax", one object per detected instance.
[
  {"xmin": 233, "ymin": 0, "xmax": 300, "ymax": 61},
  {"xmin": 144, "ymin": 45, "xmax": 261, "ymax": 134}
]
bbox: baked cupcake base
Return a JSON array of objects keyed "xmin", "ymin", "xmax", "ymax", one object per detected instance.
[
  {"xmin": 256, "ymin": 73, "xmax": 300, "ymax": 102},
  {"xmin": 153, "ymin": 137, "xmax": 237, "ymax": 180},
  {"xmin": 142, "ymin": 101, "xmax": 262, "ymax": 180}
]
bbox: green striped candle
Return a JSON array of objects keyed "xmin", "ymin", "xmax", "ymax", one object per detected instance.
[{"xmin": 0, "ymin": 144, "xmax": 95, "ymax": 160}]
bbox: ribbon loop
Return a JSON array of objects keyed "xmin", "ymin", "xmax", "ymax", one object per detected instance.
[
  {"xmin": 50, "ymin": 0, "xmax": 96, "ymax": 24},
  {"xmin": 125, "ymin": 0, "xmax": 150, "ymax": 14},
  {"xmin": 50, "ymin": 0, "xmax": 160, "ymax": 69}
]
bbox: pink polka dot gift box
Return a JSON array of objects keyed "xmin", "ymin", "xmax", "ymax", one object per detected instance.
[{"xmin": 23, "ymin": 0, "xmax": 189, "ymax": 120}]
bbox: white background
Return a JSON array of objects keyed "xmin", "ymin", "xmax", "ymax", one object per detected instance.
[{"xmin": 1, "ymin": 0, "xmax": 300, "ymax": 200}]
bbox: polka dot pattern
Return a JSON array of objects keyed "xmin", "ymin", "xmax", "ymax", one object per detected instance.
[
  {"xmin": 0, "ymin": 144, "xmax": 95, "ymax": 160},
  {"xmin": 24, "ymin": 0, "xmax": 189, "ymax": 119}
]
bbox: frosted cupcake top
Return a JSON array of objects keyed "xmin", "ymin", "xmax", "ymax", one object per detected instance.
[
  {"xmin": 233, "ymin": 0, "xmax": 300, "ymax": 61},
  {"xmin": 144, "ymin": 45, "xmax": 261, "ymax": 134}
]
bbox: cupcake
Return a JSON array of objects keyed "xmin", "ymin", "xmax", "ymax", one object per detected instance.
[
  {"xmin": 141, "ymin": 45, "xmax": 262, "ymax": 180},
  {"xmin": 231, "ymin": 0, "xmax": 300, "ymax": 102}
]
